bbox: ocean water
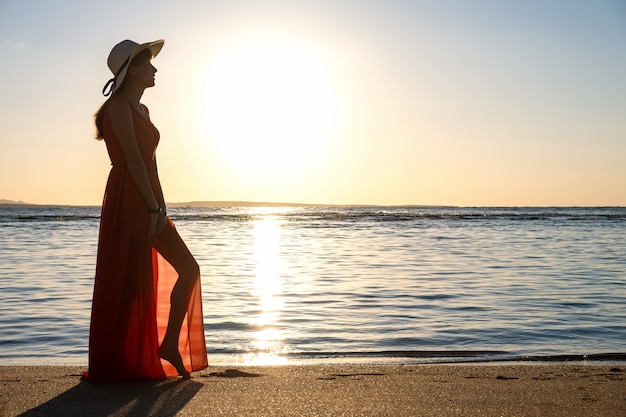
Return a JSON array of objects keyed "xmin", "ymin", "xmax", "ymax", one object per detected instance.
[{"xmin": 1, "ymin": 205, "xmax": 625, "ymax": 366}]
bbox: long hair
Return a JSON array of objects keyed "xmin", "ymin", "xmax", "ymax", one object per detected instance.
[{"xmin": 94, "ymin": 49, "xmax": 152, "ymax": 140}]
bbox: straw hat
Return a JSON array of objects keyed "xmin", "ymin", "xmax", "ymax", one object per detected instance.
[{"xmin": 102, "ymin": 39, "xmax": 164, "ymax": 96}]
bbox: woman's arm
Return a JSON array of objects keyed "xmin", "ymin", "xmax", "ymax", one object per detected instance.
[
  {"xmin": 143, "ymin": 104, "xmax": 167, "ymax": 215},
  {"xmin": 108, "ymin": 99, "xmax": 163, "ymax": 237},
  {"xmin": 153, "ymin": 158, "xmax": 166, "ymax": 212}
]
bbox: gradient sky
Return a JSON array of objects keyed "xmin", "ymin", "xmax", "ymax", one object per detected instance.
[{"xmin": 1, "ymin": 0, "xmax": 624, "ymax": 206}]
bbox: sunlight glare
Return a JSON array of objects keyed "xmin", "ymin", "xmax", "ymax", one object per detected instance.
[{"xmin": 245, "ymin": 215, "xmax": 288, "ymax": 365}]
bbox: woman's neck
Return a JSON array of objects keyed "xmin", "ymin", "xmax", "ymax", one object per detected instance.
[{"xmin": 116, "ymin": 84, "xmax": 144, "ymax": 104}]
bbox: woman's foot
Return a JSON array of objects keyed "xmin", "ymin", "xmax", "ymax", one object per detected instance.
[{"xmin": 159, "ymin": 344, "xmax": 191, "ymax": 379}]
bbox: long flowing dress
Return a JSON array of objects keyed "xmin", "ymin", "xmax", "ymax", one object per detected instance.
[{"xmin": 84, "ymin": 100, "xmax": 208, "ymax": 382}]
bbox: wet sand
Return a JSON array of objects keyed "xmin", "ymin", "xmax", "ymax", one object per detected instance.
[{"xmin": 1, "ymin": 363, "xmax": 624, "ymax": 416}]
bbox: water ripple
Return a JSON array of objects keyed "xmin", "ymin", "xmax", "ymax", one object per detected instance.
[{"xmin": 1, "ymin": 206, "xmax": 625, "ymax": 365}]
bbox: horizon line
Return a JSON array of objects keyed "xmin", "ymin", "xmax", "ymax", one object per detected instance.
[{"xmin": 1, "ymin": 200, "xmax": 624, "ymax": 209}]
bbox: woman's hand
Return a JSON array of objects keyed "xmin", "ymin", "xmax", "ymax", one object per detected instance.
[
  {"xmin": 155, "ymin": 211, "xmax": 167, "ymax": 235},
  {"xmin": 147, "ymin": 212, "xmax": 167, "ymax": 239}
]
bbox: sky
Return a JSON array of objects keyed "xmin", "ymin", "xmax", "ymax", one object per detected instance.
[{"xmin": 0, "ymin": 0, "xmax": 625, "ymax": 206}]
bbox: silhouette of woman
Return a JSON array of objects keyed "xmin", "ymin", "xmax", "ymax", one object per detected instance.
[{"xmin": 84, "ymin": 39, "xmax": 208, "ymax": 382}]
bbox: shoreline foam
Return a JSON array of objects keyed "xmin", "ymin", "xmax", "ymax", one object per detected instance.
[{"xmin": 2, "ymin": 351, "xmax": 625, "ymax": 369}]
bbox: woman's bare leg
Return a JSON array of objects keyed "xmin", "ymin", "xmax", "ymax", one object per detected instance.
[{"xmin": 152, "ymin": 222, "xmax": 201, "ymax": 379}]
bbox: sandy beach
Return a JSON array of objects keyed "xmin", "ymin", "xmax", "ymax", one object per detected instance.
[{"xmin": 0, "ymin": 363, "xmax": 624, "ymax": 416}]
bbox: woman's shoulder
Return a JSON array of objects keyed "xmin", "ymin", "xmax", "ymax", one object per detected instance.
[
  {"xmin": 109, "ymin": 97, "xmax": 150, "ymax": 118},
  {"xmin": 107, "ymin": 97, "xmax": 131, "ymax": 111},
  {"xmin": 107, "ymin": 98, "xmax": 134, "ymax": 121}
]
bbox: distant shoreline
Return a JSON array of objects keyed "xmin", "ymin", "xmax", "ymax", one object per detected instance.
[
  {"xmin": 0, "ymin": 203, "xmax": 101, "ymax": 209},
  {"xmin": 0, "ymin": 201, "xmax": 452, "ymax": 209},
  {"xmin": 0, "ymin": 201, "xmax": 332, "ymax": 209},
  {"xmin": 1, "ymin": 201, "xmax": 624, "ymax": 209}
]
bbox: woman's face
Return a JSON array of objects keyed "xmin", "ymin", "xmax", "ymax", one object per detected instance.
[{"xmin": 129, "ymin": 58, "xmax": 158, "ymax": 89}]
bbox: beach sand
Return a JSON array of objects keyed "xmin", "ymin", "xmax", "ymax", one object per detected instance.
[{"xmin": 0, "ymin": 364, "xmax": 624, "ymax": 416}]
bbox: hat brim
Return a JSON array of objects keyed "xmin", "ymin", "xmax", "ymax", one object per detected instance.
[{"xmin": 113, "ymin": 39, "xmax": 164, "ymax": 93}]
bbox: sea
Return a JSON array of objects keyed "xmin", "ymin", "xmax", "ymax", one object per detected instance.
[{"xmin": 1, "ymin": 205, "xmax": 625, "ymax": 367}]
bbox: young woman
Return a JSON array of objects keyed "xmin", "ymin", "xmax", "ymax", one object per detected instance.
[{"xmin": 84, "ymin": 39, "xmax": 208, "ymax": 381}]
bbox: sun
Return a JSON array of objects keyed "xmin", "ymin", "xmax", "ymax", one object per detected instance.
[{"xmin": 200, "ymin": 36, "xmax": 339, "ymax": 182}]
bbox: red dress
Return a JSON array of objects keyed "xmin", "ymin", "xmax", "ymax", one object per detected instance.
[{"xmin": 84, "ymin": 100, "xmax": 208, "ymax": 382}]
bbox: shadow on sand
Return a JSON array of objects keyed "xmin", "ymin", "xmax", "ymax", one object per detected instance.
[{"xmin": 18, "ymin": 378, "xmax": 203, "ymax": 417}]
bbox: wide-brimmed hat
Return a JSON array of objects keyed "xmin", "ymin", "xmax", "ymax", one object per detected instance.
[{"xmin": 102, "ymin": 39, "xmax": 164, "ymax": 96}]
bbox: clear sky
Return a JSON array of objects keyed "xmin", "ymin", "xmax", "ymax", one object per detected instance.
[{"xmin": 1, "ymin": 0, "xmax": 624, "ymax": 206}]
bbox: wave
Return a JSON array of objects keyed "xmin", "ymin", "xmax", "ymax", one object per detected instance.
[
  {"xmin": 1, "ymin": 206, "xmax": 625, "ymax": 223},
  {"xmin": 206, "ymin": 349, "xmax": 626, "ymax": 364}
]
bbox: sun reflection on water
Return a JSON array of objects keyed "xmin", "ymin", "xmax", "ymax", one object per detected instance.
[{"xmin": 244, "ymin": 215, "xmax": 289, "ymax": 365}]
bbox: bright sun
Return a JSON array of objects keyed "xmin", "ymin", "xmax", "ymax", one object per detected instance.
[{"xmin": 201, "ymin": 36, "xmax": 339, "ymax": 182}]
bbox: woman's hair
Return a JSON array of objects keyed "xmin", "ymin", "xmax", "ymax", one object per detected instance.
[{"xmin": 94, "ymin": 49, "xmax": 153, "ymax": 140}]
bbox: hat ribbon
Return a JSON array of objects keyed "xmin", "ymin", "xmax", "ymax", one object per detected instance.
[
  {"xmin": 102, "ymin": 56, "xmax": 131, "ymax": 96},
  {"xmin": 102, "ymin": 78, "xmax": 115, "ymax": 96}
]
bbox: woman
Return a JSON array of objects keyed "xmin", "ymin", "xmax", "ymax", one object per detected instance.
[{"xmin": 84, "ymin": 39, "xmax": 208, "ymax": 382}]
